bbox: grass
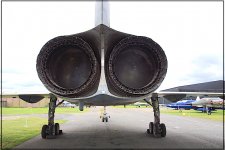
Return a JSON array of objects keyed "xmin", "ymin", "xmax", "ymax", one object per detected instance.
[
  {"xmin": 2, "ymin": 117, "xmax": 67, "ymax": 150},
  {"xmin": 161, "ymin": 108, "xmax": 224, "ymax": 122},
  {"xmin": 2, "ymin": 107, "xmax": 89, "ymax": 115},
  {"xmin": 2, "ymin": 107, "xmax": 89, "ymax": 149}
]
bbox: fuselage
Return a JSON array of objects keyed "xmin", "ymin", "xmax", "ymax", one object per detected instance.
[
  {"xmin": 166, "ymin": 100, "xmax": 196, "ymax": 109},
  {"xmin": 191, "ymin": 97, "xmax": 224, "ymax": 107}
]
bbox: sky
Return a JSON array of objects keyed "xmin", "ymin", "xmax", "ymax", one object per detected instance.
[{"xmin": 2, "ymin": 1, "xmax": 223, "ymax": 94}]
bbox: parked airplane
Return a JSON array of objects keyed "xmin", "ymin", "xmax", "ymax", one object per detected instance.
[
  {"xmin": 62, "ymin": 101, "xmax": 76, "ymax": 108},
  {"xmin": 191, "ymin": 96, "xmax": 224, "ymax": 107},
  {"xmin": 166, "ymin": 100, "xmax": 196, "ymax": 110},
  {"xmin": 191, "ymin": 96, "xmax": 224, "ymax": 114},
  {"xmin": 166, "ymin": 96, "xmax": 224, "ymax": 115},
  {"xmin": 2, "ymin": 0, "xmax": 224, "ymax": 139},
  {"xmin": 133, "ymin": 102, "xmax": 150, "ymax": 107}
]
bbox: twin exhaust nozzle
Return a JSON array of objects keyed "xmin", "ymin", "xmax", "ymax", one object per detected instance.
[{"xmin": 36, "ymin": 24, "xmax": 167, "ymax": 98}]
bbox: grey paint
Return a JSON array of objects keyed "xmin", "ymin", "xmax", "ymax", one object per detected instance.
[{"xmin": 95, "ymin": 0, "xmax": 110, "ymax": 27}]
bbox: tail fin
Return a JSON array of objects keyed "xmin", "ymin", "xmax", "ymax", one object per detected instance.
[{"xmin": 196, "ymin": 96, "xmax": 200, "ymax": 101}]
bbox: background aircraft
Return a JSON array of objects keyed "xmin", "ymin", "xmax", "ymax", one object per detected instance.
[
  {"xmin": 166, "ymin": 96, "xmax": 224, "ymax": 115},
  {"xmin": 191, "ymin": 96, "xmax": 224, "ymax": 107},
  {"xmin": 133, "ymin": 102, "xmax": 150, "ymax": 107},
  {"xmin": 166, "ymin": 99, "xmax": 196, "ymax": 110},
  {"xmin": 191, "ymin": 96, "xmax": 224, "ymax": 114}
]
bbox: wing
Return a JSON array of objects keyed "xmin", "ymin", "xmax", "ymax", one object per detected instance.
[
  {"xmin": 157, "ymin": 91, "xmax": 224, "ymax": 102},
  {"xmin": 2, "ymin": 93, "xmax": 50, "ymax": 103}
]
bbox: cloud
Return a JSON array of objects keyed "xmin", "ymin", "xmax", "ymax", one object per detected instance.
[
  {"xmin": 158, "ymin": 53, "xmax": 223, "ymax": 91},
  {"xmin": 2, "ymin": 1, "xmax": 223, "ymax": 94},
  {"xmin": 2, "ymin": 72, "xmax": 48, "ymax": 93}
]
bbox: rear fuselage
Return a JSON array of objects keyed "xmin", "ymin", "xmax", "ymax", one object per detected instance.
[{"xmin": 36, "ymin": 25, "xmax": 168, "ymax": 105}]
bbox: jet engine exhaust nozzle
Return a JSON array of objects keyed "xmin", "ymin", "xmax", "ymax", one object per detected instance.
[
  {"xmin": 106, "ymin": 36, "xmax": 167, "ymax": 97},
  {"xmin": 36, "ymin": 36, "xmax": 100, "ymax": 98}
]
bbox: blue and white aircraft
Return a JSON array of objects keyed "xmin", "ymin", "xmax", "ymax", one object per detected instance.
[
  {"xmin": 166, "ymin": 99, "xmax": 196, "ymax": 110},
  {"xmin": 166, "ymin": 96, "xmax": 224, "ymax": 115}
]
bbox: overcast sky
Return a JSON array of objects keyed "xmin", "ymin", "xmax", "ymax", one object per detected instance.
[{"xmin": 2, "ymin": 1, "xmax": 223, "ymax": 94}]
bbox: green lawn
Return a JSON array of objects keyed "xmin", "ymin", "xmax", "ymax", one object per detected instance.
[
  {"xmin": 2, "ymin": 117, "xmax": 66, "ymax": 150},
  {"xmin": 2, "ymin": 107, "xmax": 89, "ymax": 115},
  {"xmin": 2, "ymin": 107, "xmax": 89, "ymax": 149},
  {"xmin": 161, "ymin": 108, "xmax": 224, "ymax": 122}
]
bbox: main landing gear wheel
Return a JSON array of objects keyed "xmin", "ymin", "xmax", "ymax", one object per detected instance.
[
  {"xmin": 147, "ymin": 123, "xmax": 167, "ymax": 137},
  {"xmin": 55, "ymin": 123, "xmax": 60, "ymax": 135},
  {"xmin": 147, "ymin": 122, "xmax": 154, "ymax": 134},
  {"xmin": 159, "ymin": 123, "xmax": 166, "ymax": 137},
  {"xmin": 41, "ymin": 125, "xmax": 48, "ymax": 139}
]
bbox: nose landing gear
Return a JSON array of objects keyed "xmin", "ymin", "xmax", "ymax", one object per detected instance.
[{"xmin": 100, "ymin": 106, "xmax": 110, "ymax": 122}]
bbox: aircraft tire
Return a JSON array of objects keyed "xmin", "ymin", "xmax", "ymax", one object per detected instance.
[
  {"xmin": 160, "ymin": 123, "xmax": 166, "ymax": 137},
  {"xmin": 146, "ymin": 129, "xmax": 150, "ymax": 134},
  {"xmin": 106, "ymin": 117, "xmax": 108, "ymax": 122},
  {"xmin": 55, "ymin": 123, "xmax": 60, "ymax": 135},
  {"xmin": 41, "ymin": 125, "xmax": 48, "ymax": 139},
  {"xmin": 102, "ymin": 118, "xmax": 104, "ymax": 122},
  {"xmin": 59, "ymin": 130, "xmax": 63, "ymax": 134},
  {"xmin": 149, "ymin": 122, "xmax": 153, "ymax": 134}
]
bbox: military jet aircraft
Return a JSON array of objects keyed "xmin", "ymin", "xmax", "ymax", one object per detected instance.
[
  {"xmin": 166, "ymin": 99, "xmax": 196, "ymax": 110},
  {"xmin": 133, "ymin": 102, "xmax": 150, "ymax": 107},
  {"xmin": 166, "ymin": 98, "xmax": 221, "ymax": 114},
  {"xmin": 2, "ymin": 0, "xmax": 224, "ymax": 139},
  {"xmin": 191, "ymin": 96, "xmax": 224, "ymax": 114}
]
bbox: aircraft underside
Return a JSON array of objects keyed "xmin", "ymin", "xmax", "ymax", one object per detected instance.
[
  {"xmin": 66, "ymin": 94, "xmax": 142, "ymax": 106},
  {"xmin": 41, "ymin": 93, "xmax": 167, "ymax": 139}
]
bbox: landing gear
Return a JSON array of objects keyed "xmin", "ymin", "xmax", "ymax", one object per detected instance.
[
  {"xmin": 100, "ymin": 106, "xmax": 110, "ymax": 122},
  {"xmin": 102, "ymin": 116, "xmax": 108, "ymax": 122},
  {"xmin": 159, "ymin": 123, "xmax": 166, "ymax": 137},
  {"xmin": 147, "ymin": 122, "xmax": 153, "ymax": 134},
  {"xmin": 206, "ymin": 107, "xmax": 212, "ymax": 115},
  {"xmin": 41, "ymin": 94, "xmax": 63, "ymax": 139},
  {"xmin": 41, "ymin": 125, "xmax": 48, "ymax": 138},
  {"xmin": 55, "ymin": 123, "xmax": 60, "ymax": 135},
  {"xmin": 145, "ymin": 93, "xmax": 167, "ymax": 138}
]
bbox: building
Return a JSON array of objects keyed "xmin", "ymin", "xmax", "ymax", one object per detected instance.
[
  {"xmin": 1, "ymin": 97, "xmax": 49, "ymax": 108},
  {"xmin": 161, "ymin": 80, "xmax": 224, "ymax": 93},
  {"xmin": 160, "ymin": 80, "xmax": 224, "ymax": 102}
]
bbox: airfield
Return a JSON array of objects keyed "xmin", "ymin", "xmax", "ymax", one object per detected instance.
[{"xmin": 10, "ymin": 107, "xmax": 223, "ymax": 149}]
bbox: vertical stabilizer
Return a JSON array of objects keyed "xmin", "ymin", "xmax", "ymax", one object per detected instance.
[
  {"xmin": 196, "ymin": 96, "xmax": 201, "ymax": 101},
  {"xmin": 95, "ymin": 0, "xmax": 110, "ymax": 27}
]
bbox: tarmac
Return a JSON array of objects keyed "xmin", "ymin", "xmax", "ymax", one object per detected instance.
[{"xmin": 14, "ymin": 107, "xmax": 224, "ymax": 149}]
